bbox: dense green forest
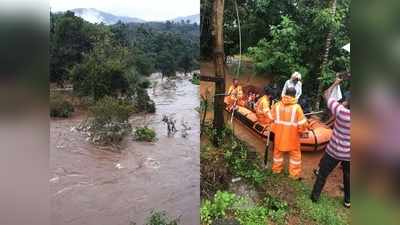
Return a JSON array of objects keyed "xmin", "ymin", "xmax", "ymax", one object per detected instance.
[
  {"xmin": 201, "ymin": 0, "xmax": 350, "ymax": 108},
  {"xmin": 50, "ymin": 11, "xmax": 199, "ymax": 101}
]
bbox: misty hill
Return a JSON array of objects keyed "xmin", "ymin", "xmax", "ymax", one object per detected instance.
[
  {"xmin": 53, "ymin": 8, "xmax": 200, "ymax": 27},
  {"xmin": 59, "ymin": 8, "xmax": 146, "ymax": 25}
]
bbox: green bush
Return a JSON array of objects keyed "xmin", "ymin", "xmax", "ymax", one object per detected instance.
[
  {"xmin": 145, "ymin": 211, "xmax": 179, "ymax": 225},
  {"xmin": 224, "ymin": 141, "xmax": 268, "ymax": 186},
  {"xmin": 248, "ymin": 16, "xmax": 308, "ymax": 85},
  {"xmin": 204, "ymin": 126, "xmax": 267, "ymax": 187},
  {"xmin": 134, "ymin": 126, "xmax": 157, "ymax": 142},
  {"xmin": 201, "ymin": 191, "xmax": 269, "ymax": 225},
  {"xmin": 263, "ymin": 195, "xmax": 288, "ymax": 225},
  {"xmin": 80, "ymin": 96, "xmax": 133, "ymax": 145},
  {"xmin": 50, "ymin": 93, "xmax": 74, "ymax": 118},
  {"xmin": 89, "ymin": 96, "xmax": 133, "ymax": 125}
]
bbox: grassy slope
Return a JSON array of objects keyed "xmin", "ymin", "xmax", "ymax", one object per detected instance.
[{"xmin": 200, "ymin": 126, "xmax": 350, "ymax": 225}]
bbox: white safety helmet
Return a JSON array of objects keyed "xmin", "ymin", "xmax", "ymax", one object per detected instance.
[{"xmin": 291, "ymin": 71, "xmax": 302, "ymax": 80}]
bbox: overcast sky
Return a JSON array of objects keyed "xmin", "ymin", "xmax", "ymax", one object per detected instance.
[{"xmin": 49, "ymin": 0, "xmax": 200, "ymax": 21}]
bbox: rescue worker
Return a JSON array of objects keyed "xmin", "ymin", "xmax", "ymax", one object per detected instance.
[
  {"xmin": 225, "ymin": 78, "xmax": 244, "ymax": 110},
  {"xmin": 281, "ymin": 72, "xmax": 302, "ymax": 101},
  {"xmin": 246, "ymin": 91, "xmax": 257, "ymax": 110},
  {"xmin": 269, "ymin": 87, "xmax": 308, "ymax": 179},
  {"xmin": 255, "ymin": 86, "xmax": 273, "ymax": 125}
]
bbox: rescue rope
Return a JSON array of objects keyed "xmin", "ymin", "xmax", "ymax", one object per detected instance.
[{"xmin": 233, "ymin": 0, "xmax": 242, "ymax": 78}]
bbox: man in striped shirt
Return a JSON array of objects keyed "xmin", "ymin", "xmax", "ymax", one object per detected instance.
[{"xmin": 311, "ymin": 78, "xmax": 351, "ymax": 208}]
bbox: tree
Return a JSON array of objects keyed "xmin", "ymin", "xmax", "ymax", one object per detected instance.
[
  {"xmin": 211, "ymin": 0, "xmax": 350, "ymax": 109},
  {"xmin": 50, "ymin": 11, "xmax": 93, "ymax": 85},
  {"xmin": 70, "ymin": 31, "xmax": 131, "ymax": 100},
  {"xmin": 179, "ymin": 54, "xmax": 195, "ymax": 75},
  {"xmin": 157, "ymin": 50, "xmax": 178, "ymax": 77},
  {"xmin": 212, "ymin": 0, "xmax": 226, "ymax": 146},
  {"xmin": 249, "ymin": 16, "xmax": 307, "ymax": 86},
  {"xmin": 133, "ymin": 49, "xmax": 155, "ymax": 76}
]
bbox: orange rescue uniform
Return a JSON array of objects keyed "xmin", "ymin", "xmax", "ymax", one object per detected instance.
[
  {"xmin": 225, "ymin": 85, "xmax": 244, "ymax": 109},
  {"xmin": 255, "ymin": 95, "xmax": 272, "ymax": 125},
  {"xmin": 269, "ymin": 95, "xmax": 308, "ymax": 178}
]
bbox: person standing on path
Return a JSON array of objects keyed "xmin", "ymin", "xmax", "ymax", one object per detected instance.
[{"xmin": 311, "ymin": 78, "xmax": 351, "ymax": 208}]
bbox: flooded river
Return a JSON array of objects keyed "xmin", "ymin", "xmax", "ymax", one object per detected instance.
[{"xmin": 51, "ymin": 73, "xmax": 200, "ymax": 225}]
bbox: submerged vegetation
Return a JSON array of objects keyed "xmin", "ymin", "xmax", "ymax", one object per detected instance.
[
  {"xmin": 78, "ymin": 96, "xmax": 133, "ymax": 146},
  {"xmin": 134, "ymin": 126, "xmax": 157, "ymax": 142},
  {"xmin": 50, "ymin": 92, "xmax": 74, "ymax": 118},
  {"xmin": 130, "ymin": 210, "xmax": 180, "ymax": 225}
]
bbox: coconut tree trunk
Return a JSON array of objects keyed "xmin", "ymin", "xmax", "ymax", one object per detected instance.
[
  {"xmin": 212, "ymin": 0, "xmax": 226, "ymax": 146},
  {"xmin": 315, "ymin": 0, "xmax": 337, "ymax": 110}
]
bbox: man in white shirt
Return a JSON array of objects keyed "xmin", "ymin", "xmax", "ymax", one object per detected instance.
[{"xmin": 281, "ymin": 72, "xmax": 302, "ymax": 101}]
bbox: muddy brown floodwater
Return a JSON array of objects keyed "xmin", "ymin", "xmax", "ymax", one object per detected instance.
[
  {"xmin": 51, "ymin": 73, "xmax": 200, "ymax": 225},
  {"xmin": 200, "ymin": 62, "xmax": 343, "ymax": 198}
]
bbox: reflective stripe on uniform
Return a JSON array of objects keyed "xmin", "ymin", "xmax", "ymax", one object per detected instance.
[
  {"xmin": 275, "ymin": 120, "xmax": 297, "ymax": 126},
  {"xmin": 276, "ymin": 105, "xmax": 280, "ymax": 123},
  {"xmin": 274, "ymin": 104, "xmax": 304, "ymax": 127},
  {"xmin": 290, "ymin": 105, "xmax": 297, "ymax": 124},
  {"xmin": 289, "ymin": 159, "xmax": 301, "ymax": 165},
  {"xmin": 273, "ymin": 157, "xmax": 284, "ymax": 162}
]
